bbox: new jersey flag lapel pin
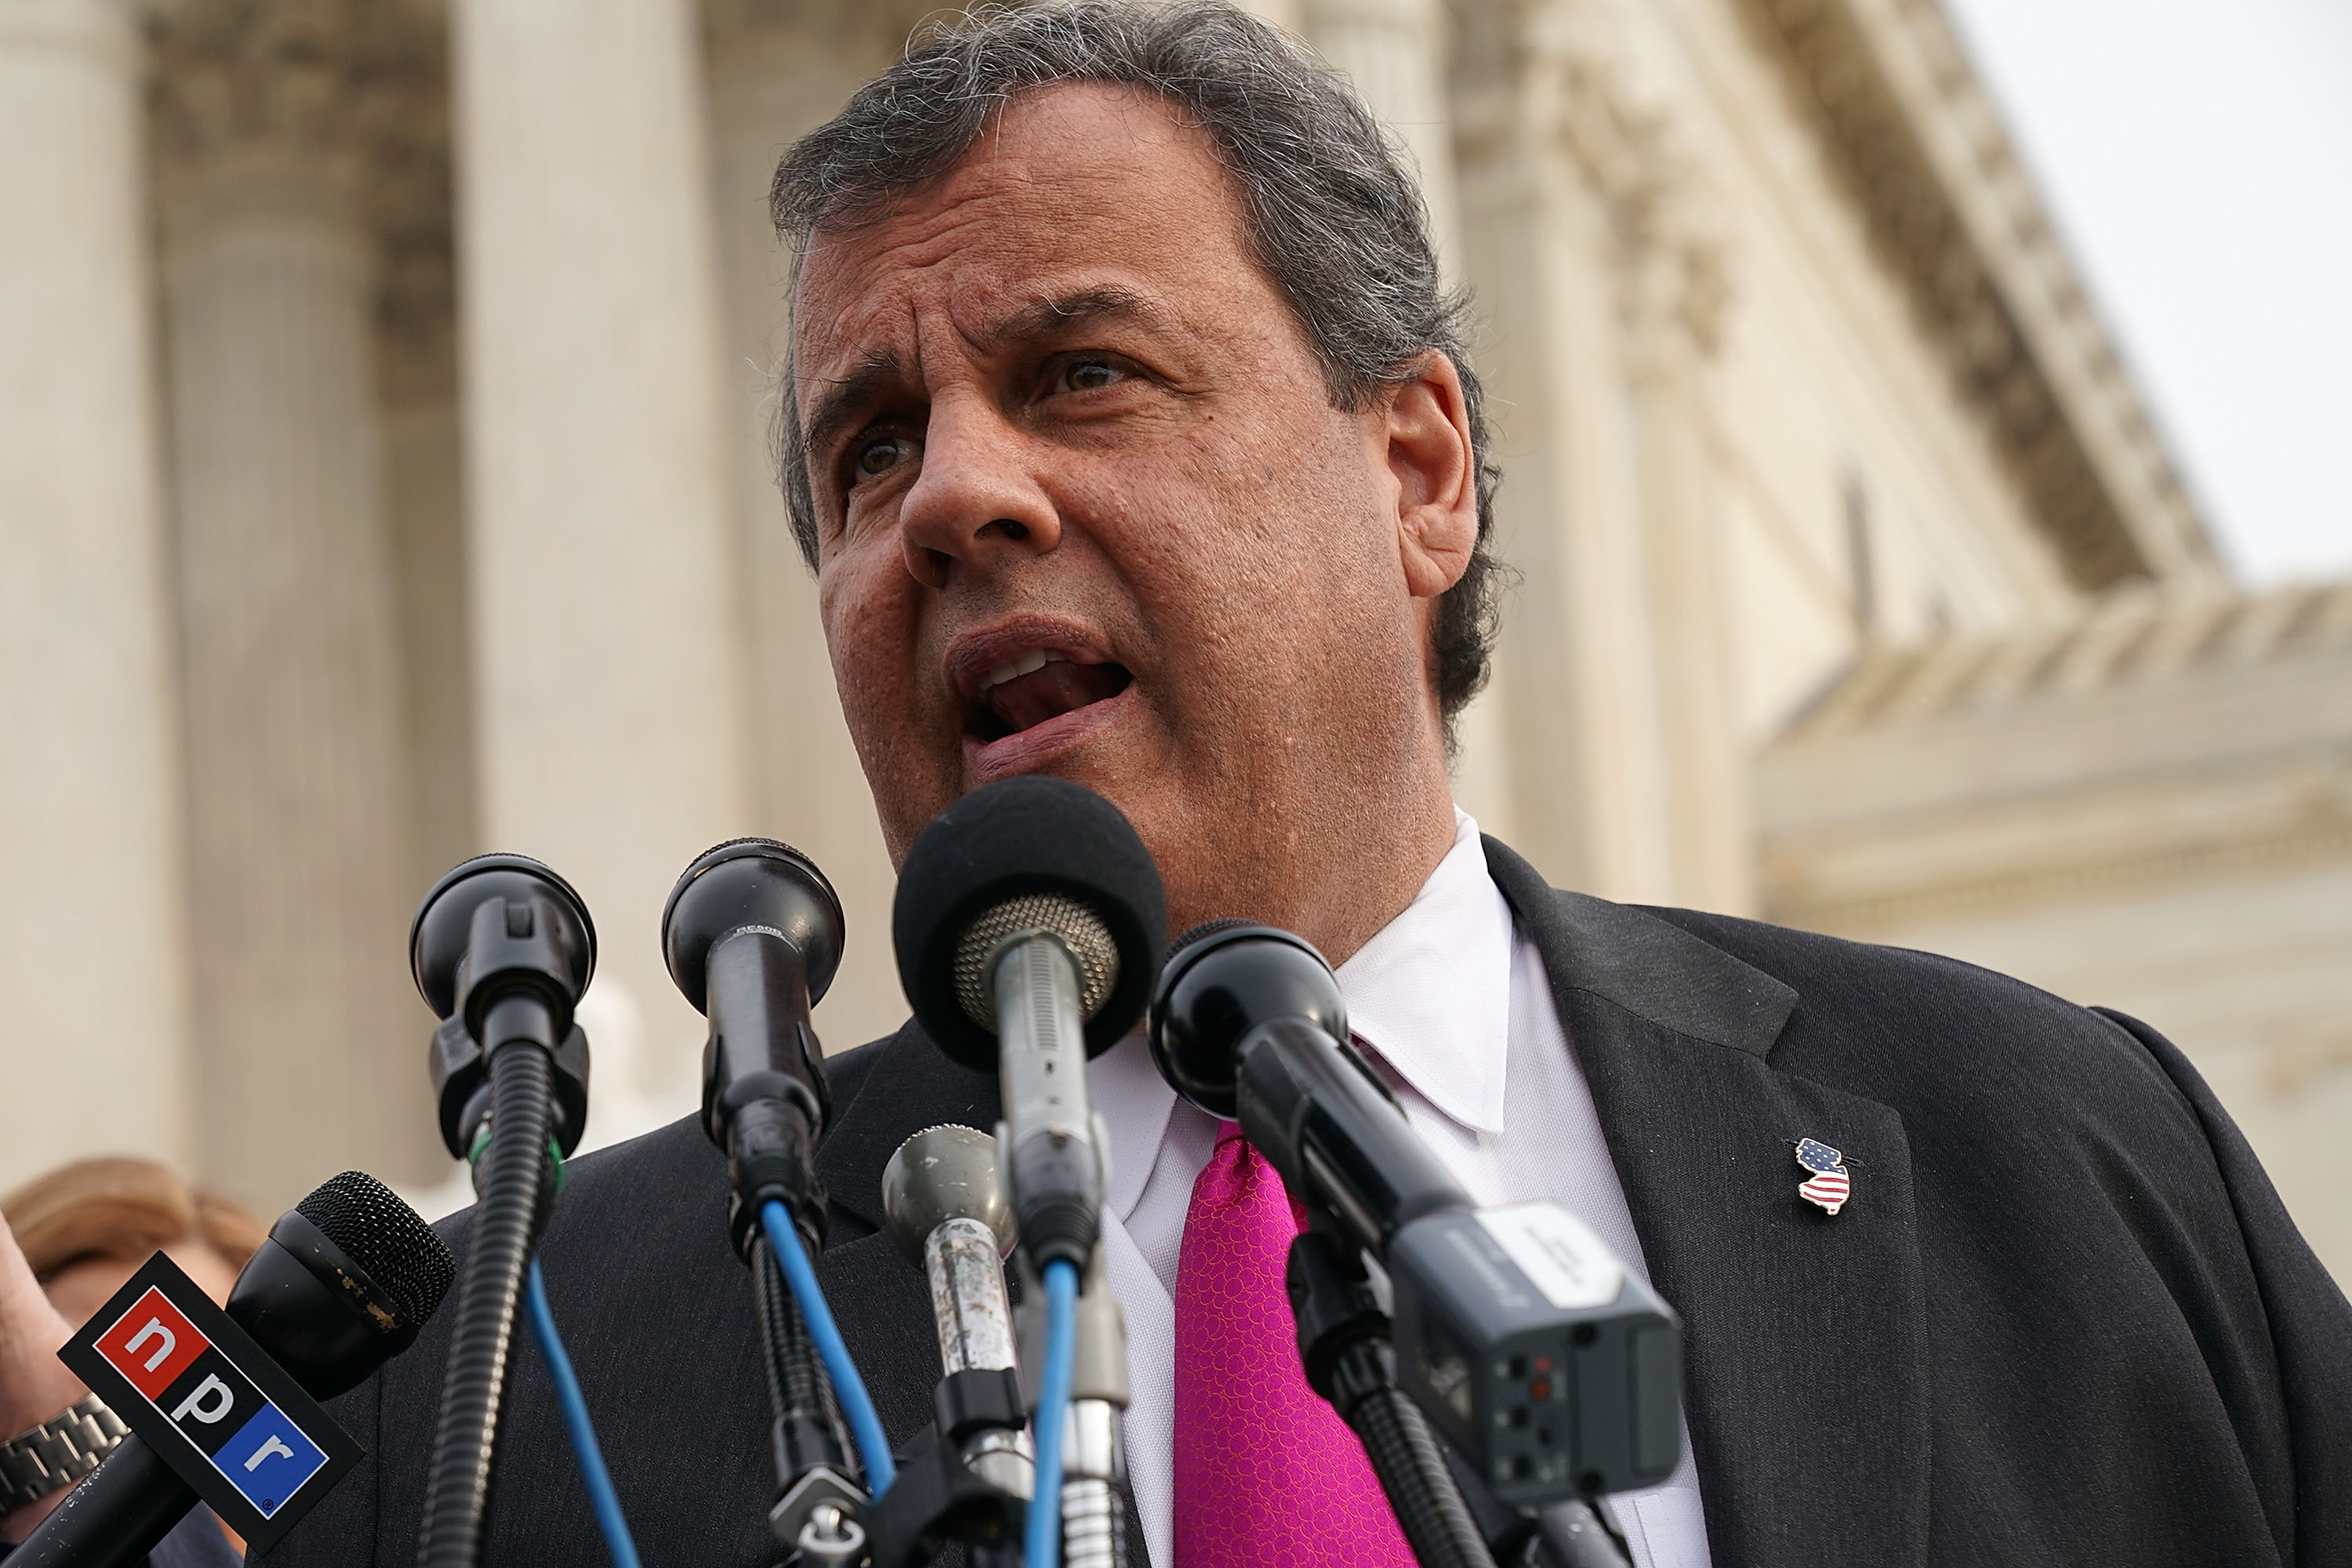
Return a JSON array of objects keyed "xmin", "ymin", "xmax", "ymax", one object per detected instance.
[{"xmin": 1794, "ymin": 1138, "xmax": 1851, "ymax": 1216}]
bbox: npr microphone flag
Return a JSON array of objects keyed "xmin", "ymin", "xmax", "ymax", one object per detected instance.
[{"xmin": 61, "ymin": 1250, "xmax": 364, "ymax": 1550}]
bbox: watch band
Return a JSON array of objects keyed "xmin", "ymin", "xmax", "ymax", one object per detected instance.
[{"xmin": 0, "ymin": 1395, "xmax": 128, "ymax": 1514}]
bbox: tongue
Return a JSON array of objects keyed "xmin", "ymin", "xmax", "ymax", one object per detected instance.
[{"xmin": 988, "ymin": 662, "xmax": 1129, "ymax": 734}]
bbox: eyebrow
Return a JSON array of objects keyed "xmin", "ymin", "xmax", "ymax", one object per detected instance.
[
  {"xmin": 797, "ymin": 285, "xmax": 1177, "ymax": 463},
  {"xmin": 800, "ymin": 350, "xmax": 906, "ymax": 472}
]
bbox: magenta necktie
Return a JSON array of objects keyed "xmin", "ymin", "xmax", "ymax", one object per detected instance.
[{"xmin": 1171, "ymin": 1121, "xmax": 1415, "ymax": 1568}]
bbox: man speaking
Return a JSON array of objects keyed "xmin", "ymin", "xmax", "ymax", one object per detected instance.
[{"xmin": 252, "ymin": 2, "xmax": 2348, "ymax": 1564}]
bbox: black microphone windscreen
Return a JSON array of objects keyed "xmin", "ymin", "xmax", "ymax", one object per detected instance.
[
  {"xmin": 661, "ymin": 836, "xmax": 844, "ymax": 1014},
  {"xmin": 296, "ymin": 1171, "xmax": 456, "ymax": 1330},
  {"xmin": 893, "ymin": 776, "xmax": 1167, "ymax": 1070}
]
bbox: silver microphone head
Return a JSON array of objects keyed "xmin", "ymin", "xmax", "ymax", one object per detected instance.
[
  {"xmin": 950, "ymin": 894, "xmax": 1120, "ymax": 1033},
  {"xmin": 882, "ymin": 1123, "xmax": 1016, "ymax": 1266}
]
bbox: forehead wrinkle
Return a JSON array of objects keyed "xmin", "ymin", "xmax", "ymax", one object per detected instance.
[{"xmin": 977, "ymin": 285, "xmax": 1173, "ymax": 354}]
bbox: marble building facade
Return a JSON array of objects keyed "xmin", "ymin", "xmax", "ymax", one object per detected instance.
[{"xmin": 3, "ymin": 0, "xmax": 2342, "ymax": 1276}]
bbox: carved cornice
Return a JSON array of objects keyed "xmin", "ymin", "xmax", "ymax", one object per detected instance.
[
  {"xmin": 1784, "ymin": 578, "xmax": 2352, "ymax": 739},
  {"xmin": 1732, "ymin": 0, "xmax": 2219, "ymax": 590},
  {"xmin": 1759, "ymin": 575, "xmax": 2352, "ymax": 933}
]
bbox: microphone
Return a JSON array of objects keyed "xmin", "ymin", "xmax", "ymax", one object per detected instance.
[
  {"xmin": 662, "ymin": 837, "xmax": 844, "ymax": 1255},
  {"xmin": 1149, "ymin": 924, "xmax": 1682, "ymax": 1510},
  {"xmin": 411, "ymin": 854, "xmax": 597, "ymax": 1160},
  {"xmin": 15, "ymin": 1173, "xmax": 454, "ymax": 1568},
  {"xmin": 882, "ymin": 1125, "xmax": 1029, "ymax": 1498},
  {"xmin": 893, "ymin": 776, "xmax": 1165, "ymax": 1568},
  {"xmin": 892, "ymin": 775, "xmax": 1165, "ymax": 1269},
  {"xmin": 408, "ymin": 853, "xmax": 596, "ymax": 1568},
  {"xmin": 662, "ymin": 837, "xmax": 898, "ymax": 1550}
]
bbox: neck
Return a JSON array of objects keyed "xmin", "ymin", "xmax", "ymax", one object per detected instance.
[
  {"xmin": 1166, "ymin": 742, "xmax": 1461, "ymax": 970},
  {"xmin": 1294, "ymin": 775, "xmax": 1460, "ymax": 967}
]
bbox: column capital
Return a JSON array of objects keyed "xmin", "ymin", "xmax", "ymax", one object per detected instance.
[
  {"xmin": 147, "ymin": 0, "xmax": 437, "ymax": 201},
  {"xmin": 147, "ymin": 0, "xmax": 366, "ymax": 155},
  {"xmin": 147, "ymin": 0, "xmax": 452, "ymax": 397},
  {"xmin": 1451, "ymin": 0, "xmax": 1727, "ymax": 361}
]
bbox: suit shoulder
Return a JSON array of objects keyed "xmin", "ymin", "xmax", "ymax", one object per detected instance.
[
  {"xmin": 1626, "ymin": 902, "xmax": 2194, "ymax": 1123},
  {"xmin": 1632, "ymin": 903, "xmax": 2078, "ymax": 1016}
]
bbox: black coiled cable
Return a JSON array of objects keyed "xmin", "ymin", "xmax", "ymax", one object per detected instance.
[
  {"xmin": 752, "ymin": 1233, "xmax": 855, "ymax": 1485},
  {"xmin": 417, "ymin": 1043, "xmax": 554, "ymax": 1567},
  {"xmin": 1330, "ymin": 1339, "xmax": 1497, "ymax": 1568}
]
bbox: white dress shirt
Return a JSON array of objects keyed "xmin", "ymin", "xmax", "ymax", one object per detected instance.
[{"xmin": 1087, "ymin": 810, "xmax": 1714, "ymax": 1568}]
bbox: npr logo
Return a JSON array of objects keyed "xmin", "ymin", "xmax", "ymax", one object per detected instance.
[{"xmin": 96, "ymin": 1288, "xmax": 328, "ymax": 1517}]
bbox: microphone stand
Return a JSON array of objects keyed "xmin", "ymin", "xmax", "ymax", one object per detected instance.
[
  {"xmin": 750, "ymin": 1217, "xmax": 865, "ymax": 1566},
  {"xmin": 1439, "ymin": 1449, "xmax": 1632, "ymax": 1568},
  {"xmin": 1018, "ymin": 1248, "xmax": 1131, "ymax": 1568}
]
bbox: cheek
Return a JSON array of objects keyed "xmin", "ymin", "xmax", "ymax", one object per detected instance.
[{"xmin": 818, "ymin": 549, "xmax": 927, "ymax": 735}]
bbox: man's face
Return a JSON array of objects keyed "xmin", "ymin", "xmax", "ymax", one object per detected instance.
[{"xmin": 793, "ymin": 84, "xmax": 1472, "ymax": 940}]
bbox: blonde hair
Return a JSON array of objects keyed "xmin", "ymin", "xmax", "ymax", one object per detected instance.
[{"xmin": 2, "ymin": 1158, "xmax": 266, "ymax": 1283}]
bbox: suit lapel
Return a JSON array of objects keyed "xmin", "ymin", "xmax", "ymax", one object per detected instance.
[
  {"xmin": 816, "ymin": 1019, "xmax": 1001, "ymax": 1235},
  {"xmin": 1484, "ymin": 840, "xmax": 1929, "ymax": 1568}
]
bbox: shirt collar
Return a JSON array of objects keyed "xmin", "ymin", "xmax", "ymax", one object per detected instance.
[
  {"xmin": 1337, "ymin": 809, "xmax": 1513, "ymax": 1138},
  {"xmin": 1087, "ymin": 1028, "xmax": 1176, "ymax": 1221}
]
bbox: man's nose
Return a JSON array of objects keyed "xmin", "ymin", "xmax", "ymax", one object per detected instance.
[{"xmin": 897, "ymin": 395, "xmax": 1062, "ymax": 589}]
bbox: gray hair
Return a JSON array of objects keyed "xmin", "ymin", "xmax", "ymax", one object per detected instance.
[{"xmin": 771, "ymin": 0, "xmax": 1505, "ymax": 728}]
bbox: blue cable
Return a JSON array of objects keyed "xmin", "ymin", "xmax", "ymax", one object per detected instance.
[
  {"xmin": 759, "ymin": 1198, "xmax": 897, "ymax": 1496},
  {"xmin": 524, "ymin": 1258, "xmax": 642, "ymax": 1568},
  {"xmin": 1025, "ymin": 1258, "xmax": 1080, "ymax": 1568}
]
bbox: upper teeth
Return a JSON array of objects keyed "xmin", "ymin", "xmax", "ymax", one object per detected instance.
[{"xmin": 980, "ymin": 648, "xmax": 1068, "ymax": 691}]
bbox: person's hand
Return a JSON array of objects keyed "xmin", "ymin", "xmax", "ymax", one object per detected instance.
[{"xmin": 0, "ymin": 1209, "xmax": 88, "ymax": 1541}]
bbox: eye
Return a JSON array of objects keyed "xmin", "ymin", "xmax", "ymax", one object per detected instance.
[
  {"xmin": 1060, "ymin": 358, "xmax": 1123, "ymax": 393},
  {"xmin": 851, "ymin": 434, "xmax": 913, "ymax": 481}
]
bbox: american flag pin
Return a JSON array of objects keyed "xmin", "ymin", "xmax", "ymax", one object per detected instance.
[{"xmin": 1794, "ymin": 1137, "xmax": 1851, "ymax": 1216}]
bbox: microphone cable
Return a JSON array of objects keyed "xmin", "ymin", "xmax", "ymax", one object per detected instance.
[
  {"xmin": 1025, "ymin": 1257, "xmax": 1080, "ymax": 1568},
  {"xmin": 758, "ymin": 1199, "xmax": 896, "ymax": 1494},
  {"xmin": 524, "ymin": 1258, "xmax": 642, "ymax": 1568}
]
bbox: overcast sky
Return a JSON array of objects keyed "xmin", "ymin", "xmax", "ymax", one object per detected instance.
[{"xmin": 1939, "ymin": 0, "xmax": 2352, "ymax": 586}]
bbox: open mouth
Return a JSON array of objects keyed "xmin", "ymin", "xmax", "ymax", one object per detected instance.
[{"xmin": 965, "ymin": 648, "xmax": 1135, "ymax": 744}]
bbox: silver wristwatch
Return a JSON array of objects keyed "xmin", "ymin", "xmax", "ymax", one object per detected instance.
[{"xmin": 0, "ymin": 1396, "xmax": 128, "ymax": 1514}]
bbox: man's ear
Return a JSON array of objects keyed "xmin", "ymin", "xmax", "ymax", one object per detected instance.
[{"xmin": 1385, "ymin": 352, "xmax": 1479, "ymax": 599}]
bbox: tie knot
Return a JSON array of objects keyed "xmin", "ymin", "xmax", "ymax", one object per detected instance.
[{"xmin": 1214, "ymin": 1119, "xmax": 1246, "ymax": 1150}]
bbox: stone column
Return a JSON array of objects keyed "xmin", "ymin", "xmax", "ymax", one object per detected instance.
[
  {"xmin": 1451, "ymin": 0, "xmax": 1676, "ymax": 900},
  {"xmin": 1624, "ymin": 217, "xmax": 1757, "ymax": 913},
  {"xmin": 0, "ymin": 0, "xmax": 192, "ymax": 1191},
  {"xmin": 452, "ymin": 0, "xmax": 750, "ymax": 1102},
  {"xmin": 703, "ymin": 0, "xmax": 908, "ymax": 1054},
  {"xmin": 1302, "ymin": 0, "xmax": 1461, "ymax": 266},
  {"xmin": 153, "ymin": 8, "xmax": 437, "ymax": 1207},
  {"xmin": 372, "ymin": 6, "xmax": 479, "ymax": 893}
]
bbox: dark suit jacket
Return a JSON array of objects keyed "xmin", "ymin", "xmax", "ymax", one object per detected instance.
[{"xmin": 265, "ymin": 840, "xmax": 2352, "ymax": 1566}]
